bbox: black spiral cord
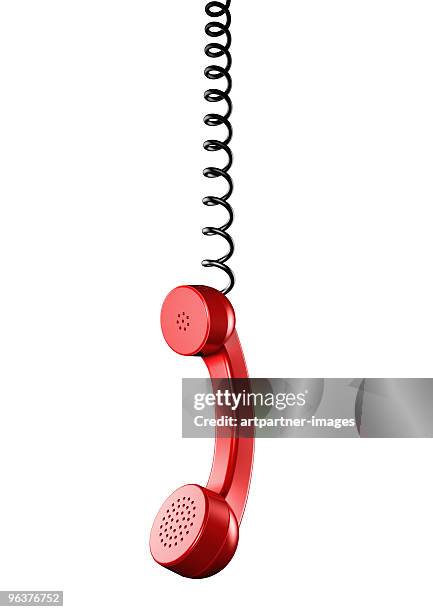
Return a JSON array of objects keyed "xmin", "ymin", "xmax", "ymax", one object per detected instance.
[{"xmin": 202, "ymin": 0, "xmax": 235, "ymax": 295}]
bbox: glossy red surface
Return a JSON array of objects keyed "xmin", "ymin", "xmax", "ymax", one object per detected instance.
[
  {"xmin": 150, "ymin": 485, "xmax": 238, "ymax": 579},
  {"xmin": 151, "ymin": 286, "xmax": 253, "ymax": 578},
  {"xmin": 160, "ymin": 286, "xmax": 235, "ymax": 356}
]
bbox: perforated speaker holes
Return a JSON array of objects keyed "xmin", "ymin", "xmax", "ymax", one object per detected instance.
[
  {"xmin": 159, "ymin": 496, "xmax": 197, "ymax": 548},
  {"xmin": 176, "ymin": 312, "xmax": 191, "ymax": 332}
]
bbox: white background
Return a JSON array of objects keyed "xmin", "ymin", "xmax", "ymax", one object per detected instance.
[{"xmin": 1, "ymin": 0, "xmax": 433, "ymax": 610}]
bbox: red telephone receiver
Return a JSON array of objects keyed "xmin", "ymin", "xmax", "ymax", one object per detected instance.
[{"xmin": 150, "ymin": 285, "xmax": 254, "ymax": 578}]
